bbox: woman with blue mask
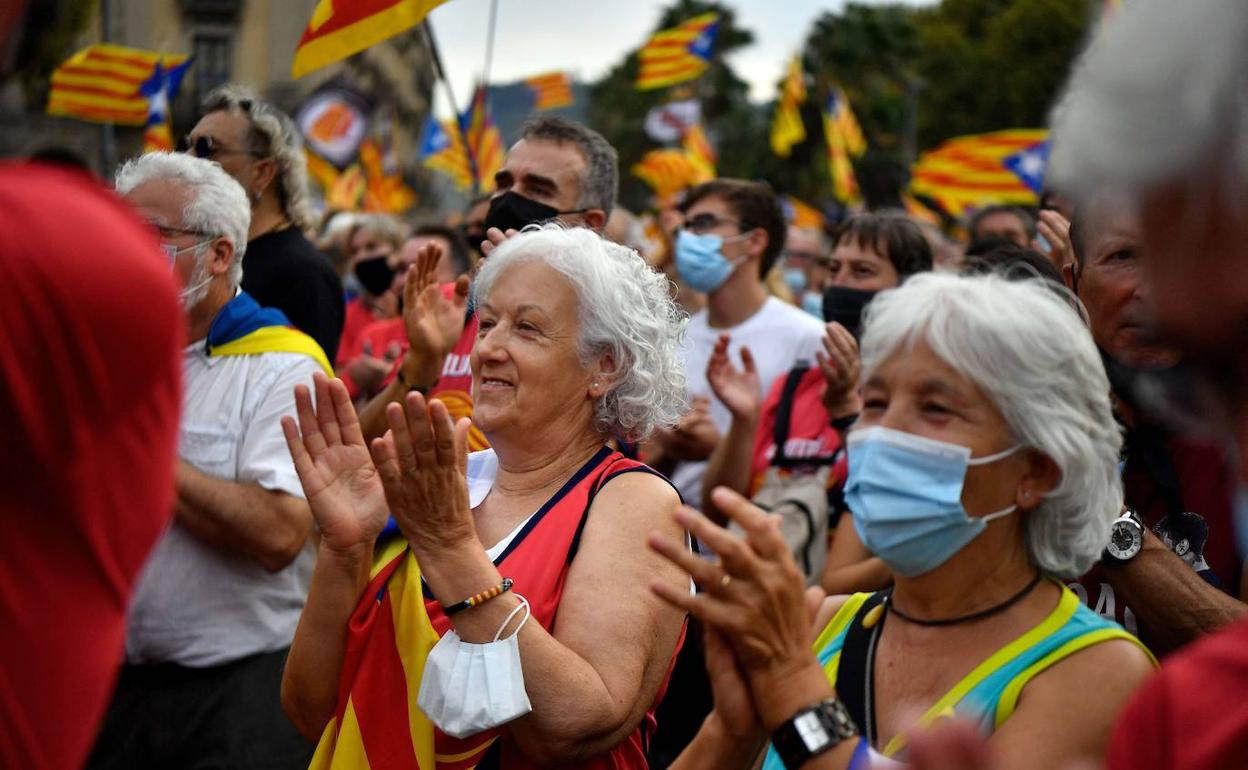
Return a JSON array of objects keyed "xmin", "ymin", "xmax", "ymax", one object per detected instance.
[{"xmin": 650, "ymin": 272, "xmax": 1157, "ymax": 770}]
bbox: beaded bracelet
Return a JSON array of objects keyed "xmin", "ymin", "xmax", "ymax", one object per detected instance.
[{"xmin": 443, "ymin": 577, "xmax": 514, "ymax": 616}]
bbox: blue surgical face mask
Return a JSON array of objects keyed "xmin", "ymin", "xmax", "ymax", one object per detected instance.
[
  {"xmin": 801, "ymin": 290, "xmax": 824, "ymax": 318},
  {"xmin": 675, "ymin": 230, "xmax": 746, "ymax": 293},
  {"xmin": 845, "ymin": 425, "xmax": 1023, "ymax": 577},
  {"xmin": 782, "ymin": 266, "xmax": 808, "ymax": 294}
]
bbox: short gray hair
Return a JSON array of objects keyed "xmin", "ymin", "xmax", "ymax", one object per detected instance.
[
  {"xmin": 858, "ymin": 271, "xmax": 1122, "ymax": 579},
  {"xmin": 115, "ymin": 151, "xmax": 251, "ymax": 288},
  {"xmin": 520, "ymin": 116, "xmax": 618, "ymax": 217},
  {"xmin": 473, "ymin": 224, "xmax": 687, "ymax": 440},
  {"xmin": 1048, "ymin": 0, "xmax": 1248, "ymax": 205},
  {"xmin": 202, "ymin": 84, "xmax": 315, "ymax": 232}
]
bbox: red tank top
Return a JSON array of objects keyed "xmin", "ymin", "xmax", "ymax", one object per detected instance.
[{"xmin": 337, "ymin": 447, "xmax": 682, "ymax": 770}]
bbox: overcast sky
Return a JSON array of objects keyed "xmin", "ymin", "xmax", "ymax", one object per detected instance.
[{"xmin": 427, "ymin": 0, "xmax": 937, "ymax": 116}]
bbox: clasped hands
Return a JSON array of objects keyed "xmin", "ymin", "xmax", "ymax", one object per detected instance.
[{"xmin": 282, "ymin": 372, "xmax": 477, "ymax": 559}]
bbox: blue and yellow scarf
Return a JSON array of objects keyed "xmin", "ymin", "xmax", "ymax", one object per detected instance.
[{"xmin": 206, "ymin": 291, "xmax": 333, "ymax": 376}]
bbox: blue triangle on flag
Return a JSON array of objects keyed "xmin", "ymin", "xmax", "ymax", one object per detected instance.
[
  {"xmin": 1003, "ymin": 140, "xmax": 1050, "ymax": 195},
  {"xmin": 689, "ymin": 22, "xmax": 719, "ymax": 62}
]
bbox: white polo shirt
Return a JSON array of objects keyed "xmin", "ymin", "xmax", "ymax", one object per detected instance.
[{"xmin": 125, "ymin": 341, "xmax": 321, "ymax": 667}]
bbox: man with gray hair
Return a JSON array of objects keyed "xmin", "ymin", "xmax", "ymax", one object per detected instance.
[
  {"xmin": 88, "ymin": 152, "xmax": 330, "ymax": 769},
  {"xmin": 186, "ymin": 84, "xmax": 344, "ymax": 362},
  {"xmin": 1048, "ymin": 0, "xmax": 1248, "ymax": 767}
]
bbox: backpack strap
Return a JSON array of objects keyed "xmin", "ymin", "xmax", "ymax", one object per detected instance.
[
  {"xmin": 771, "ymin": 365, "xmax": 839, "ymax": 469},
  {"xmin": 836, "ymin": 590, "xmax": 889, "ymax": 741}
]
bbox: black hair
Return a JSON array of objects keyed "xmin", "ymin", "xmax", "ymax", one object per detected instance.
[
  {"xmin": 962, "ymin": 242, "xmax": 1065, "ymax": 286},
  {"xmin": 680, "ymin": 178, "xmax": 788, "ymax": 278},
  {"xmin": 412, "ymin": 223, "xmax": 472, "ymax": 275},
  {"xmin": 832, "ymin": 212, "xmax": 933, "ymax": 279},
  {"xmin": 969, "ymin": 205, "xmax": 1037, "ymax": 241}
]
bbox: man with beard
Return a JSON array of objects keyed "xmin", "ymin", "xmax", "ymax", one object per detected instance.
[{"xmin": 1064, "ymin": 197, "xmax": 1244, "ymax": 653}]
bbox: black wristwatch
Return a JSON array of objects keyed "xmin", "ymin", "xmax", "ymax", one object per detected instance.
[
  {"xmin": 1103, "ymin": 508, "xmax": 1145, "ymax": 564},
  {"xmin": 770, "ymin": 697, "xmax": 860, "ymax": 769}
]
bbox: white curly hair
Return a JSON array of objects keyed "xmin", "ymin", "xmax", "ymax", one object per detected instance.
[
  {"xmin": 473, "ymin": 224, "xmax": 688, "ymax": 441},
  {"xmin": 859, "ymin": 271, "xmax": 1123, "ymax": 579}
]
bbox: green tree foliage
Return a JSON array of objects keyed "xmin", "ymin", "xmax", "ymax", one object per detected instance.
[{"xmin": 912, "ymin": 0, "xmax": 1094, "ymax": 147}]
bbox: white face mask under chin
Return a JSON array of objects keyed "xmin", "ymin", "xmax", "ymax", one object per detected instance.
[{"xmin": 417, "ymin": 595, "xmax": 533, "ymax": 739}]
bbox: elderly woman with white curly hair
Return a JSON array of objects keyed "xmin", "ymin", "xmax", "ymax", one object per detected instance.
[
  {"xmin": 281, "ymin": 224, "xmax": 691, "ymax": 769},
  {"xmin": 650, "ymin": 272, "xmax": 1157, "ymax": 770}
]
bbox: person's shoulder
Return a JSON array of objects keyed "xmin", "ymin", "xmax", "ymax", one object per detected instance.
[
  {"xmin": 756, "ymin": 297, "xmax": 825, "ymax": 334},
  {"xmin": 594, "ymin": 465, "xmax": 681, "ymax": 517}
]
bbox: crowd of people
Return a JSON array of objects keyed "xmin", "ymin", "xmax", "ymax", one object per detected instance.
[{"xmin": 4, "ymin": 0, "xmax": 1248, "ymax": 768}]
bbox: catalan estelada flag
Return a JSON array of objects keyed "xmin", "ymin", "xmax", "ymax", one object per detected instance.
[
  {"xmin": 308, "ymin": 549, "xmax": 446, "ymax": 769},
  {"xmin": 141, "ymin": 59, "xmax": 191, "ymax": 153},
  {"xmin": 636, "ymin": 13, "xmax": 719, "ymax": 91},
  {"xmin": 525, "ymin": 72, "xmax": 574, "ymax": 111},
  {"xmin": 418, "ymin": 116, "xmax": 474, "ymax": 191},
  {"xmin": 823, "ymin": 88, "xmax": 865, "ymax": 203},
  {"xmin": 207, "ymin": 292, "xmax": 333, "ymax": 376},
  {"xmin": 782, "ymin": 196, "xmax": 825, "ymax": 230},
  {"xmin": 306, "ymin": 149, "xmax": 341, "ymax": 195},
  {"xmin": 909, "ymin": 129, "xmax": 1048, "ymax": 217},
  {"xmin": 47, "ymin": 44, "xmax": 188, "ymax": 125},
  {"xmin": 682, "ymin": 122, "xmax": 716, "ymax": 181},
  {"xmin": 360, "ymin": 139, "xmax": 417, "ymax": 214},
  {"xmin": 632, "ymin": 149, "xmax": 701, "ymax": 202},
  {"xmin": 292, "ymin": 0, "xmax": 452, "ymax": 78},
  {"xmin": 460, "ymin": 86, "xmax": 505, "ymax": 193},
  {"xmin": 770, "ymin": 55, "xmax": 806, "ymax": 158},
  {"xmin": 327, "ymin": 164, "xmax": 367, "ymax": 211}
]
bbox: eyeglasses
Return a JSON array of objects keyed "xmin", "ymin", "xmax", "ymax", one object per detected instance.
[
  {"xmin": 177, "ymin": 134, "xmax": 265, "ymax": 160},
  {"xmin": 682, "ymin": 212, "xmax": 743, "ymax": 235}
]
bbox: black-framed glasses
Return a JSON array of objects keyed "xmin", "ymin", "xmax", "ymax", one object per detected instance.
[
  {"xmin": 682, "ymin": 212, "xmax": 743, "ymax": 235},
  {"xmin": 177, "ymin": 134, "xmax": 264, "ymax": 160}
]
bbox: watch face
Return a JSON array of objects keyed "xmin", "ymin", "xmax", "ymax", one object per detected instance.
[{"xmin": 1107, "ymin": 520, "xmax": 1143, "ymax": 560}]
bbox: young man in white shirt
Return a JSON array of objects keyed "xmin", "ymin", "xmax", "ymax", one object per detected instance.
[{"xmin": 652, "ymin": 179, "xmax": 824, "ymax": 506}]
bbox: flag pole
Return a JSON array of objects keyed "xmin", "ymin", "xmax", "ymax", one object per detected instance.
[
  {"xmin": 482, "ymin": 0, "xmax": 499, "ymax": 89},
  {"xmin": 422, "ymin": 20, "xmax": 461, "ymax": 122}
]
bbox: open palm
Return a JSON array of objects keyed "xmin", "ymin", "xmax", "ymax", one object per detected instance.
[
  {"xmin": 282, "ymin": 373, "xmax": 389, "ymax": 552},
  {"xmin": 706, "ymin": 334, "xmax": 761, "ymax": 421},
  {"xmin": 403, "ymin": 241, "xmax": 470, "ymax": 362}
]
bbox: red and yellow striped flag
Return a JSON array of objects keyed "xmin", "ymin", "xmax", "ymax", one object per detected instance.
[
  {"xmin": 418, "ymin": 117, "xmax": 474, "ymax": 191},
  {"xmin": 525, "ymin": 71, "xmax": 574, "ymax": 111},
  {"xmin": 770, "ymin": 55, "xmax": 807, "ymax": 158},
  {"xmin": 682, "ymin": 122, "xmax": 716, "ymax": 181},
  {"xmin": 360, "ymin": 139, "xmax": 418, "ymax": 213},
  {"xmin": 909, "ymin": 129, "xmax": 1048, "ymax": 217},
  {"xmin": 823, "ymin": 87, "xmax": 866, "ymax": 203},
  {"xmin": 327, "ymin": 164, "xmax": 367, "ymax": 211},
  {"xmin": 460, "ymin": 87, "xmax": 505, "ymax": 193},
  {"xmin": 783, "ymin": 196, "xmax": 825, "ymax": 230},
  {"xmin": 292, "ymin": 0, "xmax": 452, "ymax": 79},
  {"xmin": 306, "ymin": 149, "xmax": 341, "ymax": 195},
  {"xmin": 632, "ymin": 149, "xmax": 700, "ymax": 202},
  {"xmin": 636, "ymin": 13, "xmax": 719, "ymax": 91},
  {"xmin": 47, "ymin": 44, "xmax": 188, "ymax": 125}
]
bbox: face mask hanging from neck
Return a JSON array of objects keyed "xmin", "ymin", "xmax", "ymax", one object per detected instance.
[{"xmin": 845, "ymin": 425, "xmax": 1025, "ymax": 577}]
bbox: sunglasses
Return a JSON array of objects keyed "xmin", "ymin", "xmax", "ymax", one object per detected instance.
[{"xmin": 177, "ymin": 134, "xmax": 265, "ymax": 160}]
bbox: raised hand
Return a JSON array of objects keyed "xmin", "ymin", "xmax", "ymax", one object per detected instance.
[
  {"xmin": 815, "ymin": 321, "xmax": 862, "ymax": 419},
  {"xmin": 480, "ymin": 226, "xmax": 520, "ymax": 258},
  {"xmin": 1034, "ymin": 209, "xmax": 1074, "ymax": 270},
  {"xmin": 370, "ymin": 392, "xmax": 475, "ymax": 556},
  {"xmin": 282, "ymin": 373, "xmax": 389, "ymax": 553},
  {"xmin": 705, "ymin": 334, "xmax": 761, "ymax": 422},
  {"xmin": 400, "ymin": 241, "xmax": 471, "ymax": 386}
]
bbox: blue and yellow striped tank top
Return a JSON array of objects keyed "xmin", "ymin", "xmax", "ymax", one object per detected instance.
[{"xmin": 763, "ymin": 583, "xmax": 1153, "ymax": 767}]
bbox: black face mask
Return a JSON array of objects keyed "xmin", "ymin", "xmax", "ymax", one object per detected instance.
[
  {"xmin": 822, "ymin": 285, "xmax": 878, "ymax": 340},
  {"xmin": 483, "ymin": 191, "xmax": 585, "ymax": 235},
  {"xmin": 353, "ymin": 255, "xmax": 396, "ymax": 296}
]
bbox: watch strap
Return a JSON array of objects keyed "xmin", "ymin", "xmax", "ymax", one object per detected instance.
[{"xmin": 771, "ymin": 697, "xmax": 861, "ymax": 770}]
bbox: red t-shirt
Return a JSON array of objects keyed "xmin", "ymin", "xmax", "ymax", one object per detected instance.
[
  {"xmin": 0, "ymin": 164, "xmax": 183, "ymax": 770},
  {"xmin": 1073, "ymin": 434, "xmax": 1239, "ymax": 645},
  {"xmin": 748, "ymin": 366, "xmax": 847, "ymax": 497},
  {"xmin": 1107, "ymin": 617, "xmax": 1248, "ymax": 769},
  {"xmin": 364, "ymin": 287, "xmax": 486, "ymax": 450}
]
